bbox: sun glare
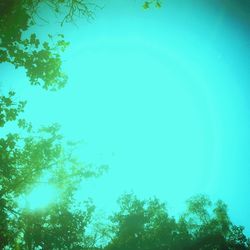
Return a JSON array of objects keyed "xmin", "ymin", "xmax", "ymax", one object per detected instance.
[{"xmin": 21, "ymin": 184, "xmax": 59, "ymax": 210}]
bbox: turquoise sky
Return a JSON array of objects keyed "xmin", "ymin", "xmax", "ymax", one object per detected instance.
[{"xmin": 1, "ymin": 0, "xmax": 250, "ymax": 234}]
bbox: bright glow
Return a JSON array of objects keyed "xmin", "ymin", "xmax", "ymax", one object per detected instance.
[{"xmin": 23, "ymin": 184, "xmax": 58, "ymax": 210}]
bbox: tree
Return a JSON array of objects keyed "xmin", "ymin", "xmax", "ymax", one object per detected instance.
[
  {"xmin": 0, "ymin": 92, "xmax": 107, "ymax": 249},
  {"xmin": 106, "ymin": 193, "xmax": 188, "ymax": 250},
  {"xmin": 0, "ymin": 0, "xmax": 97, "ymax": 90},
  {"xmin": 105, "ymin": 193, "xmax": 250, "ymax": 250},
  {"xmin": 0, "ymin": 0, "xmax": 162, "ymax": 91},
  {"xmin": 19, "ymin": 199, "xmax": 96, "ymax": 249},
  {"xmin": 180, "ymin": 195, "xmax": 249, "ymax": 250}
]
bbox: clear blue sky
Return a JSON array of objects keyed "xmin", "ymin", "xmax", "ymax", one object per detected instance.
[{"xmin": 1, "ymin": 0, "xmax": 250, "ymax": 234}]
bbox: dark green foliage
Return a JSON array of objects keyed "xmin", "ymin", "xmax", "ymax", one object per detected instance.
[
  {"xmin": 19, "ymin": 200, "xmax": 95, "ymax": 250},
  {"xmin": 106, "ymin": 193, "xmax": 184, "ymax": 250},
  {"xmin": 143, "ymin": 0, "xmax": 162, "ymax": 9},
  {"xmin": 0, "ymin": 0, "xmax": 162, "ymax": 90},
  {"xmin": 0, "ymin": 0, "xmax": 94, "ymax": 90},
  {"xmin": 0, "ymin": 91, "xmax": 26, "ymax": 127},
  {"xmin": 0, "ymin": 93, "xmax": 105, "ymax": 249},
  {"xmin": 105, "ymin": 194, "xmax": 250, "ymax": 250}
]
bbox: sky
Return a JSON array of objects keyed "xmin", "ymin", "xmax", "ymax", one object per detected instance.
[{"xmin": 1, "ymin": 0, "xmax": 250, "ymax": 234}]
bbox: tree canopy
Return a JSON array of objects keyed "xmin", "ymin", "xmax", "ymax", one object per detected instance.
[
  {"xmin": 0, "ymin": 0, "xmax": 249, "ymax": 249},
  {"xmin": 0, "ymin": 90, "xmax": 107, "ymax": 249},
  {"xmin": 0, "ymin": 0, "xmax": 87, "ymax": 90},
  {"xmin": 105, "ymin": 194, "xmax": 250, "ymax": 250},
  {"xmin": 0, "ymin": 0, "xmax": 162, "ymax": 90}
]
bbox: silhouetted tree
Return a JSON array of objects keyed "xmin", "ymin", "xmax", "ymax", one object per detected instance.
[
  {"xmin": 19, "ymin": 199, "xmax": 96, "ymax": 249},
  {"xmin": 0, "ymin": 0, "xmax": 96, "ymax": 90},
  {"xmin": 0, "ymin": 92, "xmax": 106, "ymax": 249},
  {"xmin": 106, "ymin": 193, "xmax": 189, "ymax": 250},
  {"xmin": 0, "ymin": 0, "xmax": 162, "ymax": 90},
  {"xmin": 105, "ymin": 194, "xmax": 250, "ymax": 250}
]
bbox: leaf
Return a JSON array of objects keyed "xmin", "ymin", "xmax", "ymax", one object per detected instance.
[
  {"xmin": 156, "ymin": 1, "xmax": 161, "ymax": 8},
  {"xmin": 143, "ymin": 1, "xmax": 150, "ymax": 9}
]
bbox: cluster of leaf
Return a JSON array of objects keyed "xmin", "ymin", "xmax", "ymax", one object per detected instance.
[
  {"xmin": 143, "ymin": 0, "xmax": 162, "ymax": 9},
  {"xmin": 0, "ymin": 91, "xmax": 26, "ymax": 127},
  {"xmin": 0, "ymin": 93, "xmax": 106, "ymax": 249},
  {"xmin": 3, "ymin": 190, "xmax": 250, "ymax": 249},
  {"xmin": 0, "ymin": 0, "xmax": 162, "ymax": 90},
  {"xmin": 105, "ymin": 194, "xmax": 250, "ymax": 250},
  {"xmin": 0, "ymin": 0, "xmax": 95, "ymax": 90},
  {"xmin": 18, "ymin": 200, "xmax": 96, "ymax": 250}
]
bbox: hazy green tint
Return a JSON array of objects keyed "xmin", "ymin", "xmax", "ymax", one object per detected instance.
[{"xmin": 2, "ymin": 0, "xmax": 250, "ymax": 234}]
